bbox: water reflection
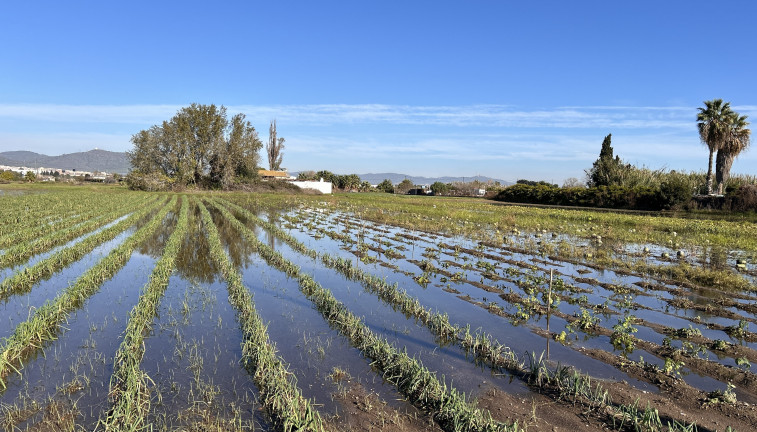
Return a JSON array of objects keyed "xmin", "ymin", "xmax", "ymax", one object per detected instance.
[
  {"xmin": 174, "ymin": 203, "xmax": 219, "ymax": 283},
  {"xmin": 208, "ymin": 206, "xmax": 256, "ymax": 270},
  {"xmin": 138, "ymin": 209, "xmax": 179, "ymax": 258}
]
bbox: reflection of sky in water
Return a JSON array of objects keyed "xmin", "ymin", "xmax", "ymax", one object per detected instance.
[{"xmin": 281, "ymin": 206, "xmax": 757, "ymax": 394}]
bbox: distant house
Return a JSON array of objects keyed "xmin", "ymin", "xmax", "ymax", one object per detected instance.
[
  {"xmin": 291, "ymin": 178, "xmax": 333, "ymax": 194},
  {"xmin": 258, "ymin": 169, "xmax": 290, "ymax": 180}
]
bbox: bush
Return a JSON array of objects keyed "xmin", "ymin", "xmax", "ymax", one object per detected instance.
[
  {"xmin": 727, "ymin": 184, "xmax": 757, "ymax": 212},
  {"xmin": 659, "ymin": 176, "xmax": 694, "ymax": 209},
  {"xmin": 495, "ymin": 184, "xmax": 668, "ymax": 210},
  {"xmin": 125, "ymin": 171, "xmax": 176, "ymax": 191}
]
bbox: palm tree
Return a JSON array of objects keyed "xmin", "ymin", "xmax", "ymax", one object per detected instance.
[
  {"xmin": 697, "ymin": 99, "xmax": 734, "ymax": 195},
  {"xmin": 715, "ymin": 113, "xmax": 751, "ymax": 194}
]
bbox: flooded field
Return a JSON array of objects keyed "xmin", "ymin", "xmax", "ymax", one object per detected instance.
[{"xmin": 1, "ymin": 188, "xmax": 756, "ymax": 431}]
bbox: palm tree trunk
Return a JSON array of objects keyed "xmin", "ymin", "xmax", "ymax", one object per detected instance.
[
  {"xmin": 718, "ymin": 153, "xmax": 736, "ymax": 195},
  {"xmin": 706, "ymin": 149, "xmax": 714, "ymax": 195},
  {"xmin": 715, "ymin": 149, "xmax": 726, "ymax": 195}
]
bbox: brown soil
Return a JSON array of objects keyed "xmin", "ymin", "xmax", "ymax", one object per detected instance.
[
  {"xmin": 476, "ymin": 386, "xmax": 609, "ymax": 431},
  {"xmin": 325, "ymin": 382, "xmax": 442, "ymax": 432}
]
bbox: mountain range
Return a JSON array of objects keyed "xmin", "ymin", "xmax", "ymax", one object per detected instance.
[
  {"xmin": 353, "ymin": 173, "xmax": 512, "ymax": 186},
  {"xmin": 0, "ymin": 150, "xmax": 131, "ymax": 174},
  {"xmin": 0, "ymin": 150, "xmax": 512, "ymax": 185}
]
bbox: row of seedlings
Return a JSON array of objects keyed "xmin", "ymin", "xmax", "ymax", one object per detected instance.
[
  {"xmin": 101, "ymin": 196, "xmax": 189, "ymax": 430},
  {"xmin": 225, "ymin": 198, "xmax": 709, "ymax": 432},
  {"xmin": 195, "ymin": 199, "xmax": 324, "ymax": 432},
  {"xmin": 0, "ymin": 191, "xmax": 134, "ymax": 249},
  {"xmin": 0, "ymin": 193, "xmax": 153, "ymax": 269},
  {"xmin": 0, "ymin": 189, "xmax": 86, "ymax": 231},
  {"xmin": 207, "ymin": 197, "xmax": 520, "ymax": 432},
  {"xmin": 0, "ymin": 196, "xmax": 177, "ymax": 389},
  {"xmin": 292, "ymin": 209, "xmax": 757, "ymax": 395},
  {"xmin": 0, "ymin": 195, "xmax": 166, "ymax": 300},
  {"xmin": 316, "ymin": 209, "xmax": 755, "ymax": 410}
]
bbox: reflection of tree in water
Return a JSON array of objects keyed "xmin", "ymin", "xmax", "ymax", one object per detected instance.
[
  {"xmin": 174, "ymin": 203, "xmax": 219, "ymax": 283},
  {"xmin": 208, "ymin": 206, "xmax": 256, "ymax": 270},
  {"xmin": 264, "ymin": 207, "xmax": 281, "ymax": 252},
  {"xmin": 137, "ymin": 203, "xmax": 179, "ymax": 258}
]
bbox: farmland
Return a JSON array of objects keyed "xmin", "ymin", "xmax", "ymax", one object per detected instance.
[{"xmin": 1, "ymin": 186, "xmax": 756, "ymax": 431}]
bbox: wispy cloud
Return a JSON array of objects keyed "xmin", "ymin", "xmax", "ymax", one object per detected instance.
[
  {"xmin": 2, "ymin": 103, "xmax": 752, "ymax": 181},
  {"xmin": 0, "ymin": 103, "xmax": 702, "ymax": 130}
]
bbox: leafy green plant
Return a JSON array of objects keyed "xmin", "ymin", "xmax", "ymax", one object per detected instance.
[{"xmin": 611, "ymin": 314, "xmax": 638, "ymax": 355}]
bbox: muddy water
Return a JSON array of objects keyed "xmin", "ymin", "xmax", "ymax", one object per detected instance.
[
  {"xmin": 0, "ymin": 246, "xmax": 159, "ymax": 429},
  {"xmin": 0, "ymin": 209, "xmax": 180, "ymax": 429},
  {"xmin": 266, "ymin": 236, "xmax": 535, "ymax": 400},
  {"xmin": 283, "ymin": 223, "xmax": 643, "ymax": 384},
  {"xmin": 140, "ymin": 275, "xmax": 263, "ymax": 429},
  {"xmin": 215, "ymin": 206, "xmax": 445, "ymax": 416},
  {"xmin": 287, "ymin": 209, "xmax": 757, "ymax": 392},
  {"xmin": 0, "ymin": 227, "xmax": 137, "ymax": 341},
  {"xmin": 0, "ymin": 214, "xmax": 131, "ymax": 281},
  {"xmin": 131, "ymin": 203, "xmax": 264, "ymax": 429}
]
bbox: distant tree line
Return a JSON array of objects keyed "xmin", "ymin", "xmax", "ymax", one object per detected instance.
[
  {"xmin": 127, "ymin": 104, "xmax": 263, "ymax": 190},
  {"xmin": 296, "ymin": 170, "xmax": 371, "ymax": 191},
  {"xmin": 495, "ymin": 124, "xmax": 756, "ymax": 211}
]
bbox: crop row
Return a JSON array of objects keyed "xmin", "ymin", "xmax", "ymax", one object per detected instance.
[
  {"xmin": 298, "ymin": 208, "xmax": 757, "ymax": 395},
  {"xmin": 102, "ymin": 196, "xmax": 189, "ymax": 431},
  {"xmin": 0, "ymin": 196, "xmax": 177, "ymax": 388},
  {"xmin": 197, "ymin": 199, "xmax": 324, "ymax": 432},
  {"xmin": 209, "ymin": 197, "xmax": 520, "ymax": 432},
  {"xmin": 316, "ymin": 196, "xmax": 756, "ymax": 293},
  {"xmin": 231, "ymin": 199, "xmax": 713, "ymax": 432},
  {"xmin": 0, "ymin": 192, "xmax": 150, "ymax": 251},
  {"xmin": 297, "ymin": 208, "xmax": 757, "ymax": 350},
  {"xmin": 0, "ymin": 189, "xmax": 130, "ymax": 236},
  {"xmin": 0, "ymin": 193, "xmax": 153, "ymax": 269},
  {"xmin": 0, "ymin": 195, "xmax": 166, "ymax": 300},
  {"xmin": 0, "ymin": 190, "xmax": 81, "ymax": 228}
]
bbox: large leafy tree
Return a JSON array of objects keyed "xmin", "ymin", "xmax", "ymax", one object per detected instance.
[
  {"xmin": 128, "ymin": 104, "xmax": 262, "ymax": 189},
  {"xmin": 715, "ymin": 113, "xmax": 751, "ymax": 194},
  {"xmin": 697, "ymin": 99, "xmax": 734, "ymax": 195}
]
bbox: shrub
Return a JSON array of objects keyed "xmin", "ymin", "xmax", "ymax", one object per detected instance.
[
  {"xmin": 125, "ymin": 171, "xmax": 176, "ymax": 191},
  {"xmin": 659, "ymin": 176, "xmax": 694, "ymax": 209},
  {"xmin": 727, "ymin": 184, "xmax": 757, "ymax": 212}
]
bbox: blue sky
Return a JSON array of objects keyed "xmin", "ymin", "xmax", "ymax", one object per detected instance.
[{"xmin": 1, "ymin": 1, "xmax": 755, "ymax": 182}]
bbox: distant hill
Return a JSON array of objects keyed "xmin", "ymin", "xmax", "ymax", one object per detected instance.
[
  {"xmin": 357, "ymin": 173, "xmax": 513, "ymax": 186},
  {"xmin": 0, "ymin": 150, "xmax": 130, "ymax": 174},
  {"xmin": 0, "ymin": 155, "xmax": 19, "ymax": 166}
]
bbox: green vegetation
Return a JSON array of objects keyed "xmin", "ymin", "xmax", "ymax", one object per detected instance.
[
  {"xmin": 103, "ymin": 196, "xmax": 189, "ymax": 431},
  {"xmin": 197, "ymin": 199, "xmax": 324, "ymax": 431},
  {"xmin": 697, "ymin": 98, "xmax": 752, "ymax": 195},
  {"xmin": 266, "ymin": 119, "xmax": 285, "ymax": 171},
  {"xmin": 0, "ymin": 196, "xmax": 176, "ymax": 387},
  {"xmin": 127, "ymin": 103, "xmax": 262, "ymax": 190},
  {"xmin": 0, "ymin": 186, "xmax": 752, "ymax": 431}
]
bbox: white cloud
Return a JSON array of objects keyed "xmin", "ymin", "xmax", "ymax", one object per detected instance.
[
  {"xmin": 0, "ymin": 104, "xmax": 180, "ymax": 124},
  {"xmin": 1, "ymin": 103, "xmax": 753, "ymax": 182},
  {"xmin": 0, "ymin": 103, "xmax": 702, "ymax": 130}
]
